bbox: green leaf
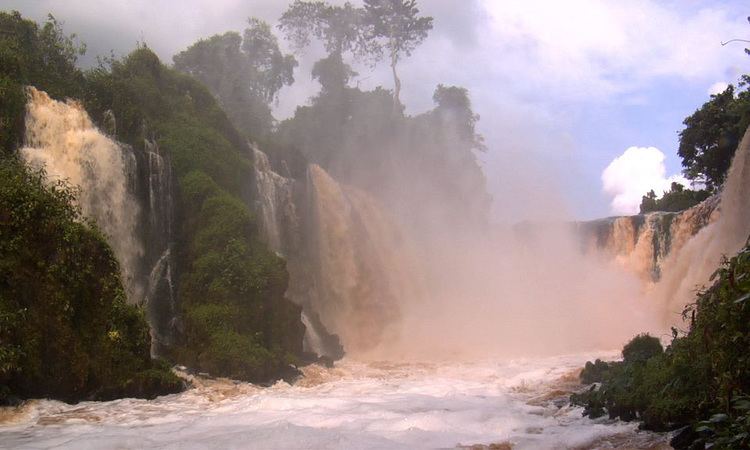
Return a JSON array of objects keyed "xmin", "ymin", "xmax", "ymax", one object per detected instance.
[{"xmin": 734, "ymin": 292, "xmax": 750, "ymax": 304}]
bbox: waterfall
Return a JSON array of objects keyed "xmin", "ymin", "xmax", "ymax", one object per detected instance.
[
  {"xmin": 143, "ymin": 248, "xmax": 176, "ymax": 354},
  {"xmin": 19, "ymin": 88, "xmax": 178, "ymax": 353},
  {"xmin": 580, "ymin": 127, "xmax": 750, "ymax": 323},
  {"xmin": 251, "ymin": 151, "xmax": 423, "ymax": 356},
  {"xmin": 141, "ymin": 139, "xmax": 177, "ymax": 353},
  {"xmin": 307, "ymin": 164, "xmax": 422, "ymax": 354},
  {"xmin": 300, "ymin": 312, "xmax": 324, "ymax": 356},
  {"xmin": 252, "ymin": 147, "xmax": 298, "ymax": 255},
  {"xmin": 653, "ymin": 127, "xmax": 750, "ymax": 321},
  {"xmin": 20, "ymin": 87, "xmax": 144, "ymax": 302},
  {"xmin": 579, "ymin": 198, "xmax": 718, "ymax": 283}
]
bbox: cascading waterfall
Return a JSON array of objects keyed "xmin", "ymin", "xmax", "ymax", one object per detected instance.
[
  {"xmin": 307, "ymin": 164, "xmax": 423, "ymax": 354},
  {"xmin": 580, "ymin": 127, "xmax": 750, "ymax": 323},
  {"xmin": 251, "ymin": 150, "xmax": 424, "ymax": 356},
  {"xmin": 19, "ymin": 88, "xmax": 178, "ymax": 353},
  {"xmin": 300, "ymin": 312, "xmax": 324, "ymax": 358},
  {"xmin": 20, "ymin": 87, "xmax": 144, "ymax": 302},
  {"xmin": 579, "ymin": 197, "xmax": 718, "ymax": 283},
  {"xmin": 252, "ymin": 147, "xmax": 299, "ymax": 255},
  {"xmin": 653, "ymin": 127, "xmax": 750, "ymax": 320},
  {"xmin": 141, "ymin": 138, "xmax": 177, "ymax": 353}
]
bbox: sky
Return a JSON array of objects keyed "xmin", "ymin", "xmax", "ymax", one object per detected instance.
[{"xmin": 4, "ymin": 0, "xmax": 749, "ymax": 220}]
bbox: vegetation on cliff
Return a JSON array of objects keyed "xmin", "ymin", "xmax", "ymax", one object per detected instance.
[
  {"xmin": 0, "ymin": 11, "xmax": 182, "ymax": 403},
  {"xmin": 572, "ymin": 238, "xmax": 750, "ymax": 449},
  {"xmin": 173, "ymin": 18, "xmax": 297, "ymax": 140},
  {"xmin": 83, "ymin": 47, "xmax": 305, "ymax": 382},
  {"xmin": 678, "ymin": 78, "xmax": 750, "ymax": 192},
  {"xmin": 1, "ymin": 9, "xmax": 303, "ymax": 397},
  {"xmin": 0, "ymin": 159, "xmax": 183, "ymax": 404},
  {"xmin": 172, "ymin": 1, "xmax": 487, "ymax": 234},
  {"xmin": 639, "ymin": 182, "xmax": 711, "ymax": 214}
]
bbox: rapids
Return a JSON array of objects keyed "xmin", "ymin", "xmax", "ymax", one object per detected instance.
[{"xmin": 0, "ymin": 355, "xmax": 668, "ymax": 450}]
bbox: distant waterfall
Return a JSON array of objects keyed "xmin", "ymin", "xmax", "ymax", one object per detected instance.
[
  {"xmin": 20, "ymin": 87, "xmax": 144, "ymax": 302},
  {"xmin": 252, "ymin": 148, "xmax": 339, "ymax": 358},
  {"xmin": 579, "ymin": 197, "xmax": 718, "ymax": 282},
  {"xmin": 581, "ymin": 127, "xmax": 750, "ymax": 323}
]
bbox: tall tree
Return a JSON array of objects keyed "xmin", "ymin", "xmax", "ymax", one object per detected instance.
[
  {"xmin": 363, "ymin": 0, "xmax": 432, "ymax": 108},
  {"xmin": 279, "ymin": 1, "xmax": 373, "ymax": 59},
  {"xmin": 279, "ymin": 0, "xmax": 376, "ymax": 96},
  {"xmin": 678, "ymin": 78, "xmax": 750, "ymax": 191},
  {"xmin": 173, "ymin": 18, "xmax": 296, "ymax": 137}
]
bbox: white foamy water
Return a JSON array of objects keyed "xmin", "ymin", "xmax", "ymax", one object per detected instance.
[{"xmin": 0, "ymin": 355, "xmax": 667, "ymax": 450}]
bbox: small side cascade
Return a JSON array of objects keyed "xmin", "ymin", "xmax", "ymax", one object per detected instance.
[
  {"xmin": 252, "ymin": 147, "xmax": 299, "ymax": 255},
  {"xmin": 141, "ymin": 138, "xmax": 177, "ymax": 354}
]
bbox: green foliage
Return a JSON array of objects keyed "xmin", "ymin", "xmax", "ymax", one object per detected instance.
[
  {"xmin": 279, "ymin": 1, "xmax": 375, "ymax": 60},
  {"xmin": 621, "ymin": 333, "xmax": 663, "ymax": 364},
  {"xmin": 572, "ymin": 239, "xmax": 750, "ymax": 448},
  {"xmin": 279, "ymin": 0, "xmax": 433, "ymax": 106},
  {"xmin": 173, "ymin": 18, "xmax": 297, "ymax": 137},
  {"xmin": 84, "ymin": 48, "xmax": 304, "ymax": 382},
  {"xmin": 0, "ymin": 158, "xmax": 181, "ymax": 403},
  {"xmin": 176, "ymin": 171, "xmax": 302, "ymax": 381},
  {"xmin": 678, "ymin": 78, "xmax": 750, "ymax": 191},
  {"xmin": 363, "ymin": 0, "xmax": 433, "ymax": 104},
  {"xmin": 0, "ymin": 11, "xmax": 85, "ymax": 152},
  {"xmin": 580, "ymin": 359, "xmax": 613, "ymax": 384},
  {"xmin": 639, "ymin": 182, "xmax": 711, "ymax": 214}
]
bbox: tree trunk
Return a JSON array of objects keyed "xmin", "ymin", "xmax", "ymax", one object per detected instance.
[{"xmin": 391, "ymin": 49, "xmax": 401, "ymax": 114}]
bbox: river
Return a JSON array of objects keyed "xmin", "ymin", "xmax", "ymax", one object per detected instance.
[{"xmin": 0, "ymin": 354, "xmax": 670, "ymax": 449}]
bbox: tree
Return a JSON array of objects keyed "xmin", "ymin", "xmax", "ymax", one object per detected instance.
[
  {"xmin": 640, "ymin": 189, "xmax": 658, "ymax": 214},
  {"xmin": 432, "ymin": 84, "xmax": 485, "ymax": 152},
  {"xmin": 279, "ymin": 0, "xmax": 376, "ymax": 96},
  {"xmin": 173, "ymin": 18, "xmax": 296, "ymax": 137},
  {"xmin": 678, "ymin": 79, "xmax": 750, "ymax": 191},
  {"xmin": 639, "ymin": 182, "xmax": 710, "ymax": 214},
  {"xmin": 279, "ymin": 1, "xmax": 374, "ymax": 59},
  {"xmin": 0, "ymin": 11, "xmax": 86, "ymax": 151},
  {"xmin": 363, "ymin": 0, "xmax": 432, "ymax": 108}
]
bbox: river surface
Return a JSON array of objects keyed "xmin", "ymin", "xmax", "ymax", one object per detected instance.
[{"xmin": 0, "ymin": 354, "xmax": 670, "ymax": 449}]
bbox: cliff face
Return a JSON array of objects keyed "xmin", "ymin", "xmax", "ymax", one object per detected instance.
[
  {"xmin": 1, "ymin": 38, "xmax": 308, "ymax": 396},
  {"xmin": 577, "ymin": 195, "xmax": 719, "ymax": 282},
  {"xmin": 78, "ymin": 48, "xmax": 306, "ymax": 382},
  {"xmin": 579, "ymin": 126, "xmax": 750, "ymax": 323}
]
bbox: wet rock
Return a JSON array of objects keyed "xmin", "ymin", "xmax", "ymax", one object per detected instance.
[{"xmin": 670, "ymin": 426, "xmax": 702, "ymax": 450}]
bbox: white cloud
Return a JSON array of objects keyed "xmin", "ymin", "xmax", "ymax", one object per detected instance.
[
  {"xmin": 602, "ymin": 146, "xmax": 689, "ymax": 215},
  {"xmin": 708, "ymin": 81, "xmax": 730, "ymax": 96},
  {"xmin": 478, "ymin": 0, "xmax": 748, "ymax": 100}
]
